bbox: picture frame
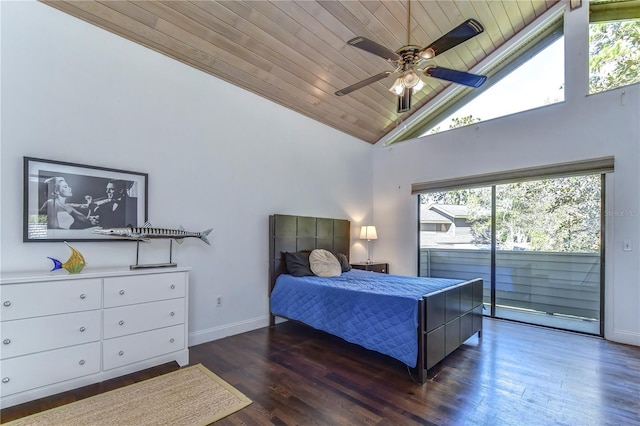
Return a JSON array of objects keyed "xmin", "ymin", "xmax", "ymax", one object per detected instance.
[{"xmin": 24, "ymin": 157, "xmax": 148, "ymax": 242}]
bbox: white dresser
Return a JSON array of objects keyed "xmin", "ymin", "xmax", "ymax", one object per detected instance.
[{"xmin": 0, "ymin": 267, "xmax": 190, "ymax": 408}]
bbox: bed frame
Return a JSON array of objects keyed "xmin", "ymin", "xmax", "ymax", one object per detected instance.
[{"xmin": 268, "ymin": 214, "xmax": 483, "ymax": 384}]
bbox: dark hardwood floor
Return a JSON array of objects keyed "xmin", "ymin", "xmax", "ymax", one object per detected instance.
[{"xmin": 2, "ymin": 318, "xmax": 640, "ymax": 425}]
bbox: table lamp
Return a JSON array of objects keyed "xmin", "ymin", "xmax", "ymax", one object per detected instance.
[{"xmin": 359, "ymin": 225, "xmax": 378, "ymax": 264}]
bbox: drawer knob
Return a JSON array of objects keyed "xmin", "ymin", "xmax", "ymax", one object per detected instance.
[
  {"xmin": 119, "ymin": 290, "xmax": 125, "ymax": 295},
  {"xmin": 3, "ymin": 301, "xmax": 11, "ymax": 307},
  {"xmin": 79, "ymin": 360, "xmax": 85, "ymax": 365},
  {"xmin": 119, "ymin": 350, "xmax": 124, "ymax": 356},
  {"xmin": 170, "ymin": 284, "xmax": 175, "ymax": 290},
  {"xmin": 79, "ymin": 326, "xmax": 86, "ymax": 332},
  {"xmin": 2, "ymin": 377, "xmax": 9, "ymax": 383},
  {"xmin": 118, "ymin": 320, "xmax": 125, "ymax": 326},
  {"xmin": 170, "ymin": 311, "xmax": 175, "ymax": 317},
  {"xmin": 170, "ymin": 338, "xmax": 175, "ymax": 343},
  {"xmin": 3, "ymin": 339, "xmax": 11, "ymax": 345},
  {"xmin": 80, "ymin": 294, "xmax": 86, "ymax": 300}
]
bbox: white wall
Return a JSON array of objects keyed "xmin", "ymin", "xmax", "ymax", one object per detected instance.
[
  {"xmin": 0, "ymin": 1, "xmax": 373, "ymax": 344},
  {"xmin": 372, "ymin": 6, "xmax": 640, "ymax": 345}
]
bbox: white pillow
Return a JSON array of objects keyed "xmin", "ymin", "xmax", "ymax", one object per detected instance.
[{"xmin": 309, "ymin": 249, "xmax": 342, "ymax": 277}]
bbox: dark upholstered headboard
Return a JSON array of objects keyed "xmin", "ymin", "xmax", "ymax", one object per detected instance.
[{"xmin": 268, "ymin": 214, "xmax": 350, "ymax": 296}]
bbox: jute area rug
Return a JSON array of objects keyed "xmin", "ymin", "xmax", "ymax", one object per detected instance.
[{"xmin": 5, "ymin": 364, "xmax": 251, "ymax": 426}]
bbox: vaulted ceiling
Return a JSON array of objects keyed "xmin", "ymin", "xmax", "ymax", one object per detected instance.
[{"xmin": 42, "ymin": 1, "xmax": 560, "ymax": 143}]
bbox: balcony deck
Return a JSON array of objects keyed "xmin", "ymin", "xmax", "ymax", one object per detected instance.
[{"xmin": 420, "ymin": 248, "xmax": 601, "ymax": 334}]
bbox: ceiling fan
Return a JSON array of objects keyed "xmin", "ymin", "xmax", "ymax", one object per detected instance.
[{"xmin": 335, "ymin": 1, "xmax": 487, "ymax": 113}]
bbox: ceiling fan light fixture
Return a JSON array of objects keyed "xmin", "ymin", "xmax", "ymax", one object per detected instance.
[
  {"xmin": 418, "ymin": 47, "xmax": 436, "ymax": 60},
  {"xmin": 401, "ymin": 69, "xmax": 421, "ymax": 88},
  {"xmin": 389, "ymin": 71, "xmax": 424, "ymax": 96}
]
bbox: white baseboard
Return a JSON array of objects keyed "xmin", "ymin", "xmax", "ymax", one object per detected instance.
[
  {"xmin": 606, "ymin": 328, "xmax": 640, "ymax": 347},
  {"xmin": 188, "ymin": 315, "xmax": 269, "ymax": 347}
]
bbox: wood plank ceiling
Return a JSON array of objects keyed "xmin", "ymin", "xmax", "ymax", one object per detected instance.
[{"xmin": 42, "ymin": 1, "xmax": 559, "ymax": 144}]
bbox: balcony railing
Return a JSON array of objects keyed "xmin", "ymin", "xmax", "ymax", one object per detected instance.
[{"xmin": 420, "ymin": 248, "xmax": 601, "ymax": 321}]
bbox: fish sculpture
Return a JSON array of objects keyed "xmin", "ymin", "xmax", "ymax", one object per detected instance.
[
  {"xmin": 93, "ymin": 222, "xmax": 212, "ymax": 245},
  {"xmin": 48, "ymin": 242, "xmax": 86, "ymax": 274}
]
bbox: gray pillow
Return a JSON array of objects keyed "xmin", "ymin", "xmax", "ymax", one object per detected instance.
[
  {"xmin": 284, "ymin": 252, "xmax": 314, "ymax": 277},
  {"xmin": 333, "ymin": 252, "xmax": 351, "ymax": 272}
]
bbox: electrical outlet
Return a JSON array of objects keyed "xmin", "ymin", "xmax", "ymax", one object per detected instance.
[{"xmin": 216, "ymin": 295, "xmax": 222, "ymax": 307}]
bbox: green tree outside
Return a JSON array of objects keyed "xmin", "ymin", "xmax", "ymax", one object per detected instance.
[
  {"xmin": 589, "ymin": 19, "xmax": 640, "ymax": 94},
  {"xmin": 420, "ymin": 174, "xmax": 601, "ymax": 253}
]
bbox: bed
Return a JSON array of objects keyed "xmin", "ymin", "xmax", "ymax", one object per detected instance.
[{"xmin": 268, "ymin": 214, "xmax": 483, "ymax": 384}]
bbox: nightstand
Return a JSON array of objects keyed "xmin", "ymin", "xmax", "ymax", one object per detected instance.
[{"xmin": 350, "ymin": 262, "xmax": 389, "ymax": 274}]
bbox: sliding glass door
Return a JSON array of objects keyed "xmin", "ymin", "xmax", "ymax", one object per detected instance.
[
  {"xmin": 493, "ymin": 176, "xmax": 602, "ymax": 333},
  {"xmin": 418, "ymin": 174, "xmax": 603, "ymax": 335}
]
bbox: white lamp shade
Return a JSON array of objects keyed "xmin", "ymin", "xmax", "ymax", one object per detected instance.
[
  {"xmin": 389, "ymin": 77, "xmax": 405, "ymax": 95},
  {"xmin": 359, "ymin": 225, "xmax": 378, "ymax": 240},
  {"xmin": 401, "ymin": 70, "xmax": 421, "ymax": 88}
]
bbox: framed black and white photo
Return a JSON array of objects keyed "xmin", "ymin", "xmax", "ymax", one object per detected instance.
[{"xmin": 24, "ymin": 157, "xmax": 148, "ymax": 242}]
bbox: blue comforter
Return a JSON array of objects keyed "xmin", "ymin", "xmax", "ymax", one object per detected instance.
[{"xmin": 270, "ymin": 269, "xmax": 465, "ymax": 367}]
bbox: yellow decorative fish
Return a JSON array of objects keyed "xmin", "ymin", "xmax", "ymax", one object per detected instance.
[{"xmin": 48, "ymin": 242, "xmax": 86, "ymax": 274}]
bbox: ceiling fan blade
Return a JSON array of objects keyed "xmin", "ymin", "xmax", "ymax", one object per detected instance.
[
  {"xmin": 424, "ymin": 66, "xmax": 487, "ymax": 88},
  {"xmin": 335, "ymin": 71, "xmax": 393, "ymax": 96},
  {"xmin": 420, "ymin": 19, "xmax": 484, "ymax": 58},
  {"xmin": 347, "ymin": 36, "xmax": 401, "ymax": 62}
]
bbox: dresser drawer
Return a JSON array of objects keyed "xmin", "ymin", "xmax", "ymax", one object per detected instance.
[
  {"xmin": 103, "ymin": 299, "xmax": 185, "ymax": 339},
  {"xmin": 1, "ymin": 310, "xmax": 101, "ymax": 359},
  {"xmin": 103, "ymin": 324, "xmax": 185, "ymax": 370},
  {"xmin": 0, "ymin": 342, "xmax": 101, "ymax": 397},
  {"xmin": 1, "ymin": 280, "xmax": 102, "ymax": 321},
  {"xmin": 103, "ymin": 273, "xmax": 186, "ymax": 308}
]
